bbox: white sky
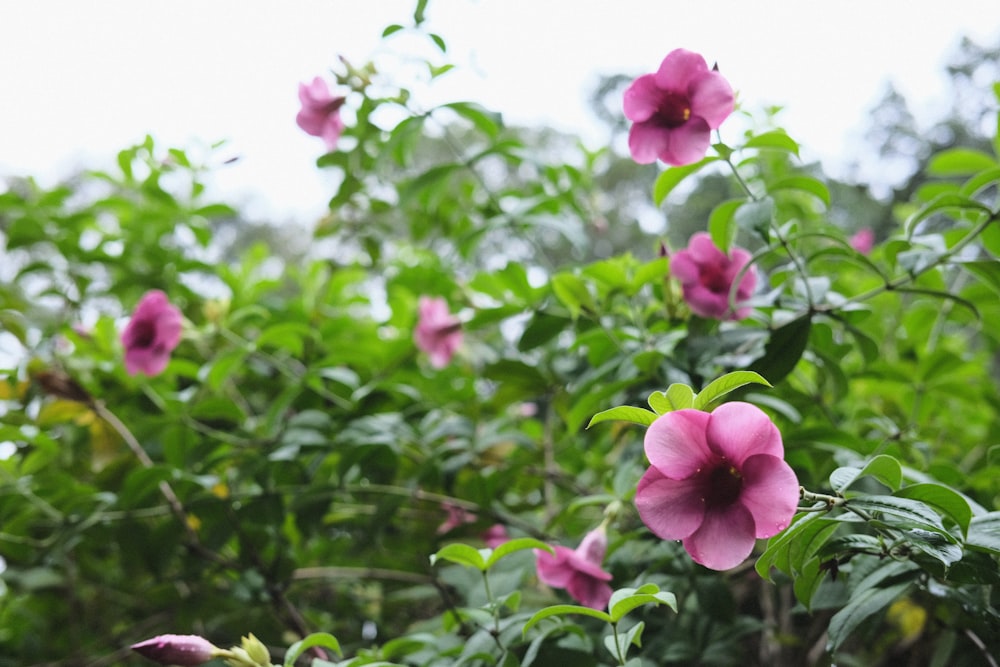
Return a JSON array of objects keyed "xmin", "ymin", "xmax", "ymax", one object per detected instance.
[{"xmin": 2, "ymin": 1, "xmax": 1000, "ymax": 223}]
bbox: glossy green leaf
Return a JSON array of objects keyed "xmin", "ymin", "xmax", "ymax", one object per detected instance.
[
  {"xmin": 522, "ymin": 604, "xmax": 612, "ymax": 636},
  {"xmin": 693, "ymin": 371, "xmax": 772, "ymax": 410},
  {"xmin": 894, "ymin": 483, "xmax": 972, "ymax": 536},
  {"xmin": 966, "ymin": 512, "xmax": 1000, "ymax": 555},
  {"xmin": 748, "ymin": 315, "xmax": 812, "ymax": 386},
  {"xmin": 844, "ymin": 495, "xmax": 952, "ymax": 540},
  {"xmin": 648, "ymin": 383, "xmax": 695, "ymax": 414},
  {"xmin": 284, "ymin": 632, "xmax": 343, "ymax": 666},
  {"xmin": 756, "ymin": 513, "xmax": 839, "ymax": 581},
  {"xmin": 607, "ymin": 585, "xmax": 677, "ymax": 622},
  {"xmin": 829, "ymin": 455, "xmax": 903, "ymax": 493},
  {"xmin": 744, "ymin": 130, "xmax": 799, "ymax": 156},
  {"xmin": 485, "ymin": 538, "xmax": 552, "ymax": 568},
  {"xmin": 429, "ymin": 543, "xmax": 489, "ymax": 570},
  {"xmin": 587, "ymin": 405, "xmax": 658, "ymax": 429}
]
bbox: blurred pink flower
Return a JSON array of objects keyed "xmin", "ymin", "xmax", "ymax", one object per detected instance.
[
  {"xmin": 850, "ymin": 228, "xmax": 874, "ymax": 255},
  {"xmin": 296, "ymin": 76, "xmax": 346, "ymax": 151},
  {"xmin": 436, "ymin": 503, "xmax": 477, "ymax": 535},
  {"xmin": 623, "ymin": 48, "xmax": 734, "ymax": 165},
  {"xmin": 671, "ymin": 232, "xmax": 756, "ymax": 320},
  {"xmin": 414, "ymin": 297, "xmax": 462, "ymax": 368},
  {"xmin": 121, "ymin": 290, "xmax": 183, "ymax": 376},
  {"xmin": 536, "ymin": 526, "xmax": 613, "ymax": 610},
  {"xmin": 131, "ymin": 634, "xmax": 216, "ymax": 666},
  {"xmin": 482, "ymin": 523, "xmax": 510, "ymax": 548},
  {"xmin": 635, "ymin": 402, "xmax": 799, "ymax": 571}
]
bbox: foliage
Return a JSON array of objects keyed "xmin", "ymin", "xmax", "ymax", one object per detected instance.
[{"xmin": 2, "ymin": 6, "xmax": 1000, "ymax": 667}]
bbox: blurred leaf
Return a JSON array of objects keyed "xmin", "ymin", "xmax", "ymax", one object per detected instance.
[
  {"xmin": 926, "ymin": 148, "xmax": 997, "ymax": 175},
  {"xmin": 769, "ymin": 175, "xmax": 830, "ymax": 208},
  {"xmin": 284, "ymin": 633, "xmax": 343, "ymax": 666},
  {"xmin": 430, "ymin": 543, "xmax": 489, "ymax": 570},
  {"xmin": 743, "ymin": 130, "xmax": 799, "ymax": 157},
  {"xmin": 652, "ymin": 156, "xmax": 719, "ymax": 206},
  {"xmin": 708, "ymin": 199, "xmax": 743, "ymax": 252},
  {"xmin": 748, "ymin": 315, "xmax": 811, "ymax": 386},
  {"xmin": 827, "ymin": 581, "xmax": 913, "ymax": 651},
  {"xmin": 486, "ymin": 537, "xmax": 553, "ymax": 568}
]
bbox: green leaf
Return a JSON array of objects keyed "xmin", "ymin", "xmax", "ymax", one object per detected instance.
[
  {"xmin": 587, "ymin": 406, "xmax": 658, "ymax": 429},
  {"xmin": 430, "ymin": 543, "xmax": 489, "ymax": 571},
  {"xmin": 756, "ymin": 513, "xmax": 839, "ymax": 581},
  {"xmin": 284, "ymin": 632, "xmax": 343, "ymax": 666},
  {"xmin": 485, "ymin": 538, "xmax": 552, "ymax": 569},
  {"xmin": 894, "ymin": 484, "xmax": 972, "ymax": 537},
  {"xmin": 926, "ymin": 148, "xmax": 997, "ymax": 176},
  {"xmin": 827, "ymin": 581, "xmax": 913, "ymax": 651},
  {"xmin": 844, "ymin": 495, "xmax": 953, "ymax": 540},
  {"xmin": 748, "ymin": 315, "xmax": 812, "ymax": 386},
  {"xmin": 440, "ymin": 102, "xmax": 502, "ymax": 138},
  {"xmin": 692, "ymin": 371, "xmax": 772, "ymax": 410},
  {"xmin": 522, "ymin": 604, "xmax": 612, "ymax": 636},
  {"xmin": 792, "ymin": 557, "xmax": 826, "ymax": 611},
  {"xmin": 961, "ymin": 261, "xmax": 1000, "ymax": 298},
  {"xmin": 904, "ymin": 193, "xmax": 992, "ymax": 235},
  {"xmin": 769, "ymin": 175, "xmax": 831, "ymax": 208},
  {"xmin": 743, "ymin": 130, "xmax": 799, "ymax": 157},
  {"xmin": 829, "ymin": 455, "xmax": 903, "ymax": 493},
  {"xmin": 708, "ymin": 199, "xmax": 743, "ymax": 252},
  {"xmin": 966, "ymin": 512, "xmax": 1000, "ymax": 555},
  {"xmin": 733, "ymin": 196, "xmax": 775, "ymax": 240},
  {"xmin": 648, "ymin": 384, "xmax": 695, "ymax": 414},
  {"xmin": 381, "ymin": 23, "xmax": 405, "ymax": 37},
  {"xmin": 551, "ymin": 273, "xmax": 595, "ymax": 318},
  {"xmin": 429, "ymin": 32, "xmax": 447, "ymax": 53},
  {"xmin": 603, "ymin": 621, "xmax": 645, "ymax": 662},
  {"xmin": 607, "ymin": 585, "xmax": 677, "ymax": 622},
  {"xmin": 652, "ymin": 156, "xmax": 719, "ymax": 206}
]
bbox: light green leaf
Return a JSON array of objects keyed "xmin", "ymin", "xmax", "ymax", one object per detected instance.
[
  {"xmin": 652, "ymin": 156, "xmax": 719, "ymax": 206},
  {"xmin": 708, "ymin": 199, "xmax": 743, "ymax": 252},
  {"xmin": 522, "ymin": 604, "xmax": 612, "ymax": 636},
  {"xmin": 961, "ymin": 261, "xmax": 1000, "ymax": 298},
  {"xmin": 693, "ymin": 371, "xmax": 772, "ymax": 410},
  {"xmin": 769, "ymin": 175, "xmax": 831, "ymax": 207},
  {"xmin": 744, "ymin": 130, "xmax": 799, "ymax": 156},
  {"xmin": 648, "ymin": 384, "xmax": 695, "ymax": 414},
  {"xmin": 587, "ymin": 406, "xmax": 658, "ymax": 429},
  {"xmin": 429, "ymin": 543, "xmax": 489, "ymax": 571},
  {"xmin": 927, "ymin": 147, "xmax": 997, "ymax": 175},
  {"xmin": 551, "ymin": 273, "xmax": 595, "ymax": 318},
  {"xmin": 607, "ymin": 585, "xmax": 677, "ymax": 622},
  {"xmin": 284, "ymin": 632, "xmax": 343, "ymax": 667},
  {"xmin": 485, "ymin": 538, "xmax": 552, "ymax": 569}
]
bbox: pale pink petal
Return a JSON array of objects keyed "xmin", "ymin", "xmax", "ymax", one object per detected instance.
[
  {"xmin": 683, "ymin": 502, "xmax": 756, "ymax": 570},
  {"xmin": 122, "ymin": 290, "xmax": 183, "ymax": 377},
  {"xmin": 739, "ymin": 454, "xmax": 800, "ymax": 538},
  {"xmin": 567, "ymin": 574, "xmax": 613, "ymax": 610},
  {"xmin": 850, "ymin": 228, "xmax": 874, "ymax": 254},
  {"xmin": 658, "ymin": 116, "xmax": 711, "ymax": 166},
  {"xmin": 685, "ymin": 232, "xmax": 725, "ymax": 265},
  {"xmin": 622, "ymin": 74, "xmax": 661, "ymax": 122},
  {"xmin": 535, "ymin": 547, "xmax": 575, "ymax": 587},
  {"xmin": 654, "ymin": 49, "xmax": 709, "ymax": 91},
  {"xmin": 627, "ymin": 122, "xmax": 670, "ymax": 165},
  {"xmin": 705, "ymin": 402, "xmax": 783, "ymax": 463},
  {"xmin": 689, "ymin": 72, "xmax": 735, "ymax": 128},
  {"xmin": 634, "ymin": 466, "xmax": 706, "ymax": 540},
  {"xmin": 644, "ymin": 409, "xmax": 713, "ymax": 478},
  {"xmin": 722, "ymin": 248, "xmax": 753, "ymax": 283},
  {"xmin": 668, "ymin": 250, "xmax": 699, "ymax": 284},
  {"xmin": 299, "ymin": 77, "xmax": 332, "ymax": 106}
]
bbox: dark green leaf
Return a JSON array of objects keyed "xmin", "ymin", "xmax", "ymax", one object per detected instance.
[{"xmin": 748, "ymin": 315, "xmax": 812, "ymax": 386}]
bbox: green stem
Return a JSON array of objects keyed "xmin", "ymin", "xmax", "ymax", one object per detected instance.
[{"xmin": 611, "ymin": 622, "xmax": 627, "ymax": 666}]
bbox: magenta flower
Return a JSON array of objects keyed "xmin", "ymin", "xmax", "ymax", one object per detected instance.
[
  {"xmin": 296, "ymin": 76, "xmax": 346, "ymax": 151},
  {"xmin": 849, "ymin": 228, "xmax": 874, "ymax": 255},
  {"xmin": 482, "ymin": 523, "xmax": 510, "ymax": 548},
  {"xmin": 635, "ymin": 402, "xmax": 799, "ymax": 571},
  {"xmin": 121, "ymin": 290, "xmax": 183, "ymax": 376},
  {"xmin": 131, "ymin": 634, "xmax": 217, "ymax": 666},
  {"xmin": 414, "ymin": 296, "xmax": 463, "ymax": 368},
  {"xmin": 671, "ymin": 232, "xmax": 756, "ymax": 320},
  {"xmin": 436, "ymin": 503, "xmax": 477, "ymax": 535},
  {"xmin": 536, "ymin": 526, "xmax": 614, "ymax": 610},
  {"xmin": 623, "ymin": 48, "xmax": 734, "ymax": 165}
]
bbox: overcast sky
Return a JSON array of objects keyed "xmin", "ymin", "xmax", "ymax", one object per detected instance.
[{"xmin": 2, "ymin": 1, "xmax": 1000, "ymax": 223}]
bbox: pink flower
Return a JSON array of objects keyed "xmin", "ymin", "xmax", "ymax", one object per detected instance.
[
  {"xmin": 482, "ymin": 523, "xmax": 510, "ymax": 548},
  {"xmin": 121, "ymin": 290, "xmax": 183, "ymax": 376},
  {"xmin": 296, "ymin": 76, "xmax": 346, "ymax": 151},
  {"xmin": 131, "ymin": 634, "xmax": 217, "ymax": 666},
  {"xmin": 436, "ymin": 503, "xmax": 477, "ymax": 535},
  {"xmin": 670, "ymin": 232, "xmax": 756, "ymax": 320},
  {"xmin": 849, "ymin": 228, "xmax": 874, "ymax": 255},
  {"xmin": 414, "ymin": 297, "xmax": 462, "ymax": 368},
  {"xmin": 536, "ymin": 526, "xmax": 614, "ymax": 610},
  {"xmin": 634, "ymin": 402, "xmax": 799, "ymax": 571},
  {"xmin": 623, "ymin": 49, "xmax": 735, "ymax": 165}
]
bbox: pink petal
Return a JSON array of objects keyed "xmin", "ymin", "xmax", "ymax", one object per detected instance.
[
  {"xmin": 622, "ymin": 74, "xmax": 661, "ymax": 122},
  {"xmin": 739, "ymin": 454, "xmax": 800, "ymax": 538},
  {"xmin": 567, "ymin": 574, "xmax": 613, "ymax": 610},
  {"xmin": 565, "ymin": 551, "xmax": 613, "ymax": 582},
  {"xmin": 685, "ymin": 232, "xmax": 725, "ymax": 266},
  {"xmin": 654, "ymin": 49, "xmax": 709, "ymax": 91},
  {"xmin": 535, "ymin": 547, "xmax": 575, "ymax": 587},
  {"xmin": 634, "ymin": 466, "xmax": 706, "ymax": 540},
  {"xmin": 644, "ymin": 409, "xmax": 713, "ymax": 479},
  {"xmin": 683, "ymin": 502, "xmax": 756, "ymax": 570},
  {"xmin": 668, "ymin": 249, "xmax": 699, "ymax": 284},
  {"xmin": 689, "ymin": 72, "xmax": 735, "ymax": 129},
  {"xmin": 705, "ymin": 402, "xmax": 783, "ymax": 463},
  {"xmin": 627, "ymin": 122, "xmax": 670, "ymax": 165},
  {"xmin": 682, "ymin": 284, "xmax": 729, "ymax": 319},
  {"xmin": 657, "ymin": 116, "xmax": 711, "ymax": 166}
]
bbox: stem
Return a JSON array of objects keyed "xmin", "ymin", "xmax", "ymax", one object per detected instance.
[
  {"xmin": 798, "ymin": 487, "xmax": 844, "ymax": 509},
  {"xmin": 611, "ymin": 622, "xmax": 627, "ymax": 666}
]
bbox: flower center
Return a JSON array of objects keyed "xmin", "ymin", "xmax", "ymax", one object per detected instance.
[
  {"xmin": 654, "ymin": 91, "xmax": 692, "ymax": 129},
  {"xmin": 700, "ymin": 264, "xmax": 730, "ymax": 293},
  {"xmin": 705, "ymin": 462, "xmax": 743, "ymax": 508},
  {"xmin": 130, "ymin": 321, "xmax": 156, "ymax": 349}
]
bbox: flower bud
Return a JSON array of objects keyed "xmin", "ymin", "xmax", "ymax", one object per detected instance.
[
  {"xmin": 241, "ymin": 633, "xmax": 271, "ymax": 666},
  {"xmin": 131, "ymin": 634, "xmax": 217, "ymax": 666}
]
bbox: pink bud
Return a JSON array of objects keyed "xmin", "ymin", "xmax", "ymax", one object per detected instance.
[{"xmin": 131, "ymin": 634, "xmax": 216, "ymax": 666}]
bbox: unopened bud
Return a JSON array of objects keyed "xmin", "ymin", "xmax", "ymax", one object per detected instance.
[{"xmin": 131, "ymin": 634, "xmax": 217, "ymax": 666}]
